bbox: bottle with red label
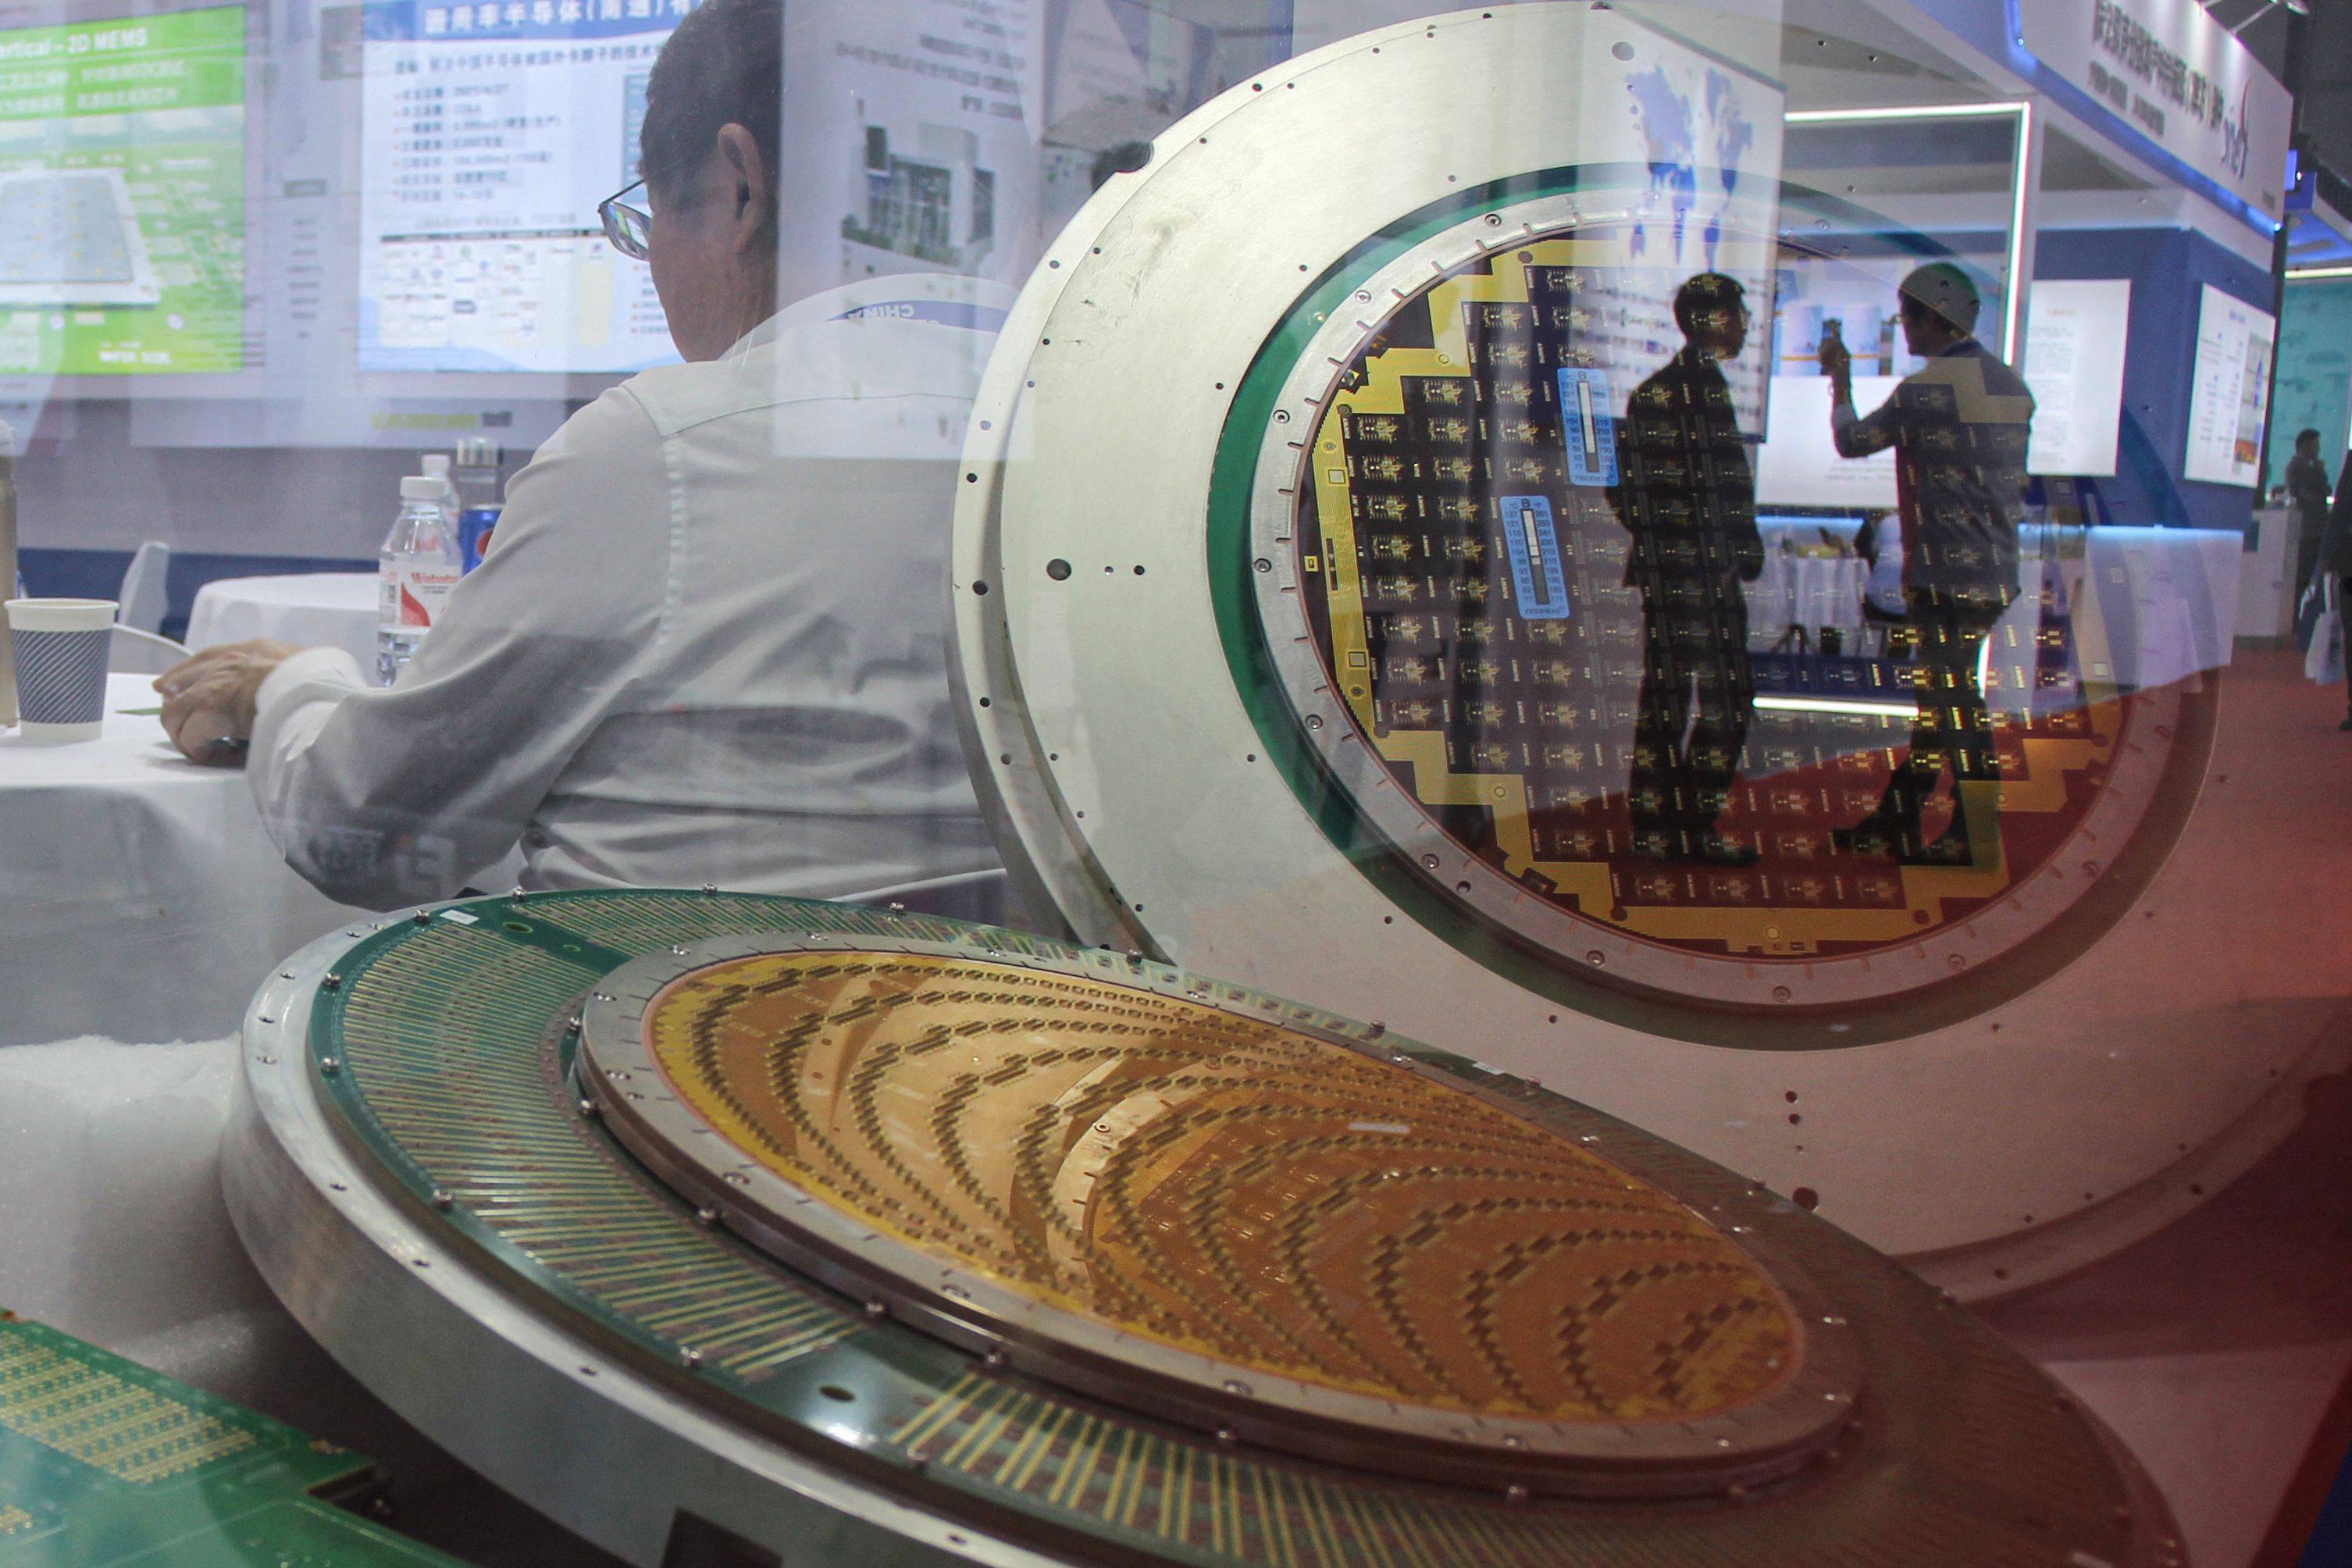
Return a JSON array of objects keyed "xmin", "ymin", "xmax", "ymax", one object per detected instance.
[{"xmin": 376, "ymin": 474, "xmax": 462, "ymax": 686}]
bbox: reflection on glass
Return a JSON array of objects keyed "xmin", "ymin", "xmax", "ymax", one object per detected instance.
[
  {"xmin": 1281, "ymin": 191, "xmax": 2215, "ymax": 1011},
  {"xmin": 1823, "ymin": 262, "xmax": 2035, "ymax": 865},
  {"xmin": 1610, "ymin": 272, "xmax": 1763, "ymax": 865}
]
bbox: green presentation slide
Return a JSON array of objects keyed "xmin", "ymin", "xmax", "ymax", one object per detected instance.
[{"xmin": 0, "ymin": 4, "xmax": 244, "ymax": 376}]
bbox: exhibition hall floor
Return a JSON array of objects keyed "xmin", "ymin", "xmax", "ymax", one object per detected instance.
[{"xmin": 1980, "ymin": 647, "xmax": 2352, "ymax": 1568}]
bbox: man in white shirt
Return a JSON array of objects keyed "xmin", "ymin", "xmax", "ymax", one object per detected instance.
[{"xmin": 155, "ymin": 0, "xmax": 1000, "ymax": 913}]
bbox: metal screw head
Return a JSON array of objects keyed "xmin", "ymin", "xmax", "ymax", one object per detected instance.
[
  {"xmin": 983, "ymin": 1348, "xmax": 1007, "ymax": 1369},
  {"xmin": 1504, "ymin": 1483, "xmax": 1529, "ymax": 1504},
  {"xmin": 319, "ymin": 1057, "xmax": 341, "ymax": 1076},
  {"xmin": 679, "ymin": 1346, "xmax": 702, "ymax": 1369},
  {"xmin": 694, "ymin": 1207, "xmax": 719, "ymax": 1228},
  {"xmin": 412, "ymin": 911, "xmax": 432, "ymax": 925},
  {"xmin": 701, "ymin": 883, "xmax": 718, "ymax": 896},
  {"xmin": 576, "ymin": 1098, "xmax": 598, "ymax": 1117},
  {"xmin": 431, "ymin": 1188, "xmax": 453, "ymax": 1210},
  {"xmin": 888, "ymin": 901, "xmax": 906, "ymax": 913},
  {"xmin": 863, "ymin": 1299, "xmax": 888, "ymax": 1320},
  {"xmin": 509, "ymin": 885, "xmax": 526, "ymax": 899},
  {"xmin": 321, "ymin": 972, "xmax": 342, "ymax": 991},
  {"xmin": 1214, "ymin": 1427, "xmax": 1237, "ymax": 1447}
]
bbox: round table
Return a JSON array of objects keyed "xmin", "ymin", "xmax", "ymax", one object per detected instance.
[
  {"xmin": 186, "ymin": 573, "xmax": 379, "ymax": 672},
  {"xmin": 0, "ymin": 675, "xmax": 364, "ymax": 1047}
]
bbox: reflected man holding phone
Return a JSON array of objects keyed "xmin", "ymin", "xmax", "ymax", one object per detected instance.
[{"xmin": 1819, "ymin": 263, "xmax": 2034, "ymax": 865}]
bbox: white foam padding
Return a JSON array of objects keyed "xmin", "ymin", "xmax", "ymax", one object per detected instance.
[{"xmin": 0, "ymin": 1035, "xmax": 295, "ymax": 1403}]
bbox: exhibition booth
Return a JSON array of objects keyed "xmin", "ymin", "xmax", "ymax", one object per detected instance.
[{"xmin": 0, "ymin": 2, "xmax": 2346, "ymax": 1566}]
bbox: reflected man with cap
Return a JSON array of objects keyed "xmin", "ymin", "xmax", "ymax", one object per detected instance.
[{"xmin": 1820, "ymin": 262, "xmax": 2033, "ymax": 865}]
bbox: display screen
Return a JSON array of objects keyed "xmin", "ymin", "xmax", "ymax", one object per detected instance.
[
  {"xmin": 2183, "ymin": 281, "xmax": 2275, "ymax": 488},
  {"xmin": 0, "ymin": 3, "xmax": 245, "ymax": 375},
  {"xmin": 356, "ymin": 0, "xmax": 686, "ymax": 373},
  {"xmin": 2022, "ymin": 278, "xmax": 2129, "ymax": 479},
  {"xmin": 1755, "ymin": 257, "xmax": 1924, "ymax": 509},
  {"xmin": 1754, "ymin": 372, "xmax": 1898, "ymax": 508}
]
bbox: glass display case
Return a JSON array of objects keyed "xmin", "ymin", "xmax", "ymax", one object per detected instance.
[{"xmin": 0, "ymin": 2, "xmax": 2343, "ymax": 1565}]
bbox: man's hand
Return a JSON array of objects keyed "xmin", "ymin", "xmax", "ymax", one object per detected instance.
[
  {"xmin": 155, "ymin": 640, "xmax": 302, "ymax": 764},
  {"xmin": 1816, "ymin": 333, "xmax": 1851, "ymax": 385}
]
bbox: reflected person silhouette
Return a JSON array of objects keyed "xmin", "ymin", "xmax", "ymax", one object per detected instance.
[
  {"xmin": 1609, "ymin": 273, "xmax": 1763, "ymax": 864},
  {"xmin": 1821, "ymin": 262, "xmax": 2033, "ymax": 866}
]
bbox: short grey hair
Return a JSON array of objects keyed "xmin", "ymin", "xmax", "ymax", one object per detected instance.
[{"xmin": 640, "ymin": 0, "xmax": 782, "ymax": 212}]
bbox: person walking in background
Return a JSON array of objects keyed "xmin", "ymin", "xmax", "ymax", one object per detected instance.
[
  {"xmin": 2321, "ymin": 452, "xmax": 2352, "ymax": 731},
  {"xmin": 1819, "ymin": 262, "xmax": 2033, "ymax": 866},
  {"xmin": 2287, "ymin": 428, "xmax": 2333, "ymax": 594}
]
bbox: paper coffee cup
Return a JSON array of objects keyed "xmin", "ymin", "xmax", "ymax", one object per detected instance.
[{"xmin": 6, "ymin": 598, "xmax": 115, "ymax": 743}]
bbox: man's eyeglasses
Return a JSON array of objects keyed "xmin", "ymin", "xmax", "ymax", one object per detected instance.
[{"xmin": 600, "ymin": 180, "xmax": 651, "ymax": 260}]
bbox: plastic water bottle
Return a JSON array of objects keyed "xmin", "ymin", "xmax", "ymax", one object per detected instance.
[
  {"xmin": 419, "ymin": 451, "xmax": 458, "ymax": 526},
  {"xmin": 452, "ymin": 437, "xmax": 503, "ymax": 573},
  {"xmin": 377, "ymin": 475, "xmax": 462, "ymax": 686}
]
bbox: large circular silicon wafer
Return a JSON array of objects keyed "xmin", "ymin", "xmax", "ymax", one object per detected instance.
[{"xmin": 579, "ymin": 938, "xmax": 1862, "ymax": 1496}]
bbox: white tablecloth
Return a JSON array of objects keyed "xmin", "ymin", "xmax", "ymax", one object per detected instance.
[
  {"xmin": 0, "ymin": 675, "xmax": 365, "ymax": 1046},
  {"xmin": 1746, "ymin": 551, "xmax": 1869, "ymax": 643},
  {"xmin": 186, "ymin": 572, "xmax": 380, "ymax": 670}
]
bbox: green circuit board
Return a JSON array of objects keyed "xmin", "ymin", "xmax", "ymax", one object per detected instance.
[{"xmin": 0, "ymin": 1315, "xmax": 461, "ymax": 1566}]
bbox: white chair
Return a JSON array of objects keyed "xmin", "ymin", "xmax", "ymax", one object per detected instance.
[
  {"xmin": 115, "ymin": 541, "xmax": 170, "ymax": 635},
  {"xmin": 108, "ymin": 625, "xmax": 189, "ymax": 675}
]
